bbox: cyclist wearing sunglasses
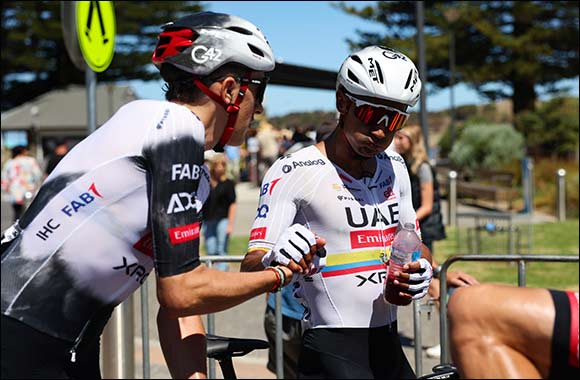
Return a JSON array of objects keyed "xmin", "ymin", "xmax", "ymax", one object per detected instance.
[
  {"xmin": 242, "ymin": 46, "xmax": 433, "ymax": 379},
  {"xmin": 1, "ymin": 12, "xmax": 324, "ymax": 379}
]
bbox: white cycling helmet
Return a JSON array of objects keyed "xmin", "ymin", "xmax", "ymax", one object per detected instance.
[
  {"xmin": 152, "ymin": 12, "xmax": 275, "ymax": 75},
  {"xmin": 337, "ymin": 46, "xmax": 421, "ymax": 107}
]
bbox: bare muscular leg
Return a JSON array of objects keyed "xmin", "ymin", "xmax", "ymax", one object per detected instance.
[{"xmin": 448, "ymin": 284, "xmax": 554, "ymax": 379}]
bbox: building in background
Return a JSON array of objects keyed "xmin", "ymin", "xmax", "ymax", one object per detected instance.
[{"xmin": 1, "ymin": 84, "xmax": 137, "ymax": 167}]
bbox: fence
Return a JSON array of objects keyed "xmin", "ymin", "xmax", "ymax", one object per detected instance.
[
  {"xmin": 455, "ymin": 212, "xmax": 532, "ymax": 255},
  {"xmin": 438, "ymin": 254, "xmax": 579, "ymax": 364},
  {"xmin": 107, "ymin": 255, "xmax": 435, "ymax": 379}
]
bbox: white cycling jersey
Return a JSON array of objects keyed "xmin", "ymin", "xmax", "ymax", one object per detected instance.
[
  {"xmin": 248, "ymin": 145, "xmax": 420, "ymax": 329},
  {"xmin": 1, "ymin": 100, "xmax": 209, "ymax": 346}
]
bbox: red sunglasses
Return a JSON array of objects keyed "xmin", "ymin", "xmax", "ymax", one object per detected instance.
[{"xmin": 344, "ymin": 93, "xmax": 409, "ymax": 132}]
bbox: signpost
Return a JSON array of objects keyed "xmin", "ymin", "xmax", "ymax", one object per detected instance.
[{"xmin": 62, "ymin": 3, "xmax": 131, "ymax": 378}]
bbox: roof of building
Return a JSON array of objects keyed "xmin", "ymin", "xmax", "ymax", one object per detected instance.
[{"xmin": 1, "ymin": 84, "xmax": 138, "ymax": 132}]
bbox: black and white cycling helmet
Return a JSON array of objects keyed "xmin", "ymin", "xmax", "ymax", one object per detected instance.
[
  {"xmin": 152, "ymin": 11, "xmax": 275, "ymax": 75},
  {"xmin": 337, "ymin": 46, "xmax": 421, "ymax": 107}
]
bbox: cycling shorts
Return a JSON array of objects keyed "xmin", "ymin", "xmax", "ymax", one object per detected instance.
[
  {"xmin": 297, "ymin": 322, "xmax": 415, "ymax": 379},
  {"xmin": 1, "ymin": 315, "xmax": 101, "ymax": 379},
  {"xmin": 549, "ymin": 289, "xmax": 579, "ymax": 379}
]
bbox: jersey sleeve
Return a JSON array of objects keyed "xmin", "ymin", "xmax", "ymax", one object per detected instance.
[
  {"xmin": 247, "ymin": 157, "xmax": 298, "ymax": 252},
  {"xmin": 142, "ymin": 106, "xmax": 206, "ymax": 277}
]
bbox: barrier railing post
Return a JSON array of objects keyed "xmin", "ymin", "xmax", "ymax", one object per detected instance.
[
  {"xmin": 557, "ymin": 169, "xmax": 566, "ymax": 221},
  {"xmin": 141, "ymin": 277, "xmax": 150, "ymax": 379},
  {"xmin": 275, "ymin": 291, "xmax": 284, "ymax": 379},
  {"xmin": 206, "ymin": 259, "xmax": 216, "ymax": 379},
  {"xmin": 448, "ymin": 171, "xmax": 457, "ymax": 227},
  {"xmin": 439, "ymin": 254, "xmax": 579, "ymax": 364},
  {"xmin": 102, "ymin": 294, "xmax": 135, "ymax": 378},
  {"xmin": 518, "ymin": 260, "xmax": 526, "ymax": 287},
  {"xmin": 413, "ymin": 300, "xmax": 422, "ymax": 375}
]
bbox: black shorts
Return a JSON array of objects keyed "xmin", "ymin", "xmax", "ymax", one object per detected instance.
[
  {"xmin": 1, "ymin": 315, "xmax": 101, "ymax": 379},
  {"xmin": 549, "ymin": 290, "xmax": 579, "ymax": 379},
  {"xmin": 298, "ymin": 322, "xmax": 415, "ymax": 379}
]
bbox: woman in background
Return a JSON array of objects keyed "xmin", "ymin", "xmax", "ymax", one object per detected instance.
[{"xmin": 202, "ymin": 153, "xmax": 237, "ymax": 271}]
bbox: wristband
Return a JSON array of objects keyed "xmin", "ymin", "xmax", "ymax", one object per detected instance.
[{"xmin": 265, "ymin": 267, "xmax": 281, "ymax": 292}]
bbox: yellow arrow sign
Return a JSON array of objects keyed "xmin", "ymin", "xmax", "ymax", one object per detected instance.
[{"xmin": 76, "ymin": 1, "xmax": 115, "ymax": 72}]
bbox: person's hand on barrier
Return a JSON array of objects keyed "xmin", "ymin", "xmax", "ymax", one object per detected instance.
[
  {"xmin": 447, "ymin": 270, "xmax": 479, "ymax": 288},
  {"xmin": 261, "ymin": 224, "xmax": 325, "ymax": 276}
]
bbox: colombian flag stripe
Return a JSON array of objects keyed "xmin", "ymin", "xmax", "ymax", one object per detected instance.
[{"xmin": 326, "ymin": 249, "xmax": 386, "ymax": 266}]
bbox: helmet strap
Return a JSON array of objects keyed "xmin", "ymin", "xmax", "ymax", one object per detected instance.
[{"xmin": 193, "ymin": 72, "xmax": 251, "ymax": 152}]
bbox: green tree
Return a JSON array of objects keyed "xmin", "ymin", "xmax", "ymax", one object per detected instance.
[
  {"xmin": 1, "ymin": 1, "xmax": 202, "ymax": 111},
  {"xmin": 515, "ymin": 97, "xmax": 580, "ymax": 157},
  {"xmin": 337, "ymin": 1, "xmax": 579, "ymax": 117},
  {"xmin": 449, "ymin": 123, "xmax": 524, "ymax": 173}
]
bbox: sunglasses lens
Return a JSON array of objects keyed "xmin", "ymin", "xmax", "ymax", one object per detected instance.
[{"xmin": 354, "ymin": 103, "xmax": 407, "ymax": 131}]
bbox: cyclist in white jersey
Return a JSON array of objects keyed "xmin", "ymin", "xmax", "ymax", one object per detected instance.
[
  {"xmin": 1, "ymin": 12, "xmax": 322, "ymax": 379},
  {"xmin": 242, "ymin": 46, "xmax": 433, "ymax": 379}
]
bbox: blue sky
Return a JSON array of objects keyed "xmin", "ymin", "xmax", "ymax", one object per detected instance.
[{"xmin": 128, "ymin": 1, "xmax": 579, "ymax": 117}]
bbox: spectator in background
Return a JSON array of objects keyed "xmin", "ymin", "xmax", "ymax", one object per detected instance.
[
  {"xmin": 44, "ymin": 139, "xmax": 69, "ymax": 177},
  {"xmin": 202, "ymin": 153, "xmax": 237, "ymax": 272},
  {"xmin": 393, "ymin": 125, "xmax": 478, "ymax": 359},
  {"xmin": 1, "ymin": 145, "xmax": 42, "ymax": 222},
  {"xmin": 257, "ymin": 121, "xmax": 280, "ymax": 182}
]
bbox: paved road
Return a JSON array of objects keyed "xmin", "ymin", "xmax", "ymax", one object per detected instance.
[{"xmin": 1, "ymin": 182, "xmax": 556, "ymax": 378}]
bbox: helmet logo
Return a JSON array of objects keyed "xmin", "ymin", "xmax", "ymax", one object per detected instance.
[
  {"xmin": 191, "ymin": 45, "xmax": 222, "ymax": 64},
  {"xmin": 381, "ymin": 48, "xmax": 407, "ymax": 61},
  {"xmin": 367, "ymin": 58, "xmax": 384, "ymax": 84}
]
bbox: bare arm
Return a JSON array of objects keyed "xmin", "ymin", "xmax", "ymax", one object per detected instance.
[
  {"xmin": 240, "ymin": 249, "xmax": 268, "ymax": 272},
  {"xmin": 415, "ymin": 181, "xmax": 434, "ymax": 221},
  {"xmin": 156, "ymin": 264, "xmax": 293, "ymax": 318},
  {"xmin": 226, "ymin": 203, "xmax": 237, "ymax": 236},
  {"xmin": 157, "ymin": 310, "xmax": 207, "ymax": 379}
]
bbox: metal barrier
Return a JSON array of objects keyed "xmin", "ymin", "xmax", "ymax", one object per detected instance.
[
  {"xmin": 138, "ymin": 255, "xmax": 285, "ymax": 379},
  {"xmin": 438, "ymin": 254, "xmax": 579, "ymax": 364}
]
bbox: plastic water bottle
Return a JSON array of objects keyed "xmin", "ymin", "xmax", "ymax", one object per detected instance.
[{"xmin": 384, "ymin": 222, "xmax": 422, "ymax": 305}]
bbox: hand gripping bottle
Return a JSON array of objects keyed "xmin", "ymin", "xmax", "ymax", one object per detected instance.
[{"xmin": 384, "ymin": 222, "xmax": 422, "ymax": 305}]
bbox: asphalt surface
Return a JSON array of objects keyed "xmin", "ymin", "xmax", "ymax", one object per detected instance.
[{"xmin": 1, "ymin": 182, "xmax": 556, "ymax": 378}]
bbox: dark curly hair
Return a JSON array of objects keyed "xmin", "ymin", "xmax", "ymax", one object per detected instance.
[{"xmin": 161, "ymin": 63, "xmax": 250, "ymax": 103}]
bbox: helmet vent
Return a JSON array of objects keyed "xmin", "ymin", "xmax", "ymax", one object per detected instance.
[
  {"xmin": 247, "ymin": 43, "xmax": 264, "ymax": 57},
  {"xmin": 347, "ymin": 69, "xmax": 360, "ymax": 84},
  {"xmin": 227, "ymin": 26, "xmax": 253, "ymax": 35},
  {"xmin": 404, "ymin": 69, "xmax": 413, "ymax": 90},
  {"xmin": 350, "ymin": 55, "xmax": 363, "ymax": 65}
]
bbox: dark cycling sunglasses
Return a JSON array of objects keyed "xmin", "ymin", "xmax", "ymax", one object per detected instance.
[
  {"xmin": 344, "ymin": 92, "xmax": 409, "ymax": 132},
  {"xmin": 240, "ymin": 75, "xmax": 270, "ymax": 105}
]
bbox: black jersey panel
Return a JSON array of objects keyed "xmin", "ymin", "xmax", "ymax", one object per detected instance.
[
  {"xmin": 144, "ymin": 136, "xmax": 204, "ymax": 277},
  {"xmin": 2, "ymin": 245, "xmax": 108, "ymax": 342}
]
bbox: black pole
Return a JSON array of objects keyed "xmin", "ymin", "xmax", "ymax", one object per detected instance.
[
  {"xmin": 415, "ymin": 1, "xmax": 430, "ymax": 158},
  {"xmin": 449, "ymin": 27, "xmax": 456, "ymax": 151}
]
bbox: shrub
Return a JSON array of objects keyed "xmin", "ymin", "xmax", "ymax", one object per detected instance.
[{"xmin": 449, "ymin": 123, "xmax": 525, "ymax": 173}]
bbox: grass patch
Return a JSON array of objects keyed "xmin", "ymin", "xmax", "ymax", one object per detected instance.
[{"xmin": 434, "ymin": 219, "xmax": 579, "ymax": 290}]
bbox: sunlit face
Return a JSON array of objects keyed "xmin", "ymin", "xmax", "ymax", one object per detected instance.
[
  {"xmin": 227, "ymin": 72, "xmax": 268, "ymax": 146},
  {"xmin": 210, "ymin": 158, "xmax": 227, "ymax": 179},
  {"xmin": 394, "ymin": 131, "xmax": 412, "ymax": 155},
  {"xmin": 339, "ymin": 90, "xmax": 409, "ymax": 158}
]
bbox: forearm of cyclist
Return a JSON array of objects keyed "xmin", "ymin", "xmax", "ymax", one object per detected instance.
[
  {"xmin": 157, "ymin": 311, "xmax": 207, "ymax": 379},
  {"xmin": 156, "ymin": 264, "xmax": 291, "ymax": 317},
  {"xmin": 240, "ymin": 249, "xmax": 268, "ymax": 272}
]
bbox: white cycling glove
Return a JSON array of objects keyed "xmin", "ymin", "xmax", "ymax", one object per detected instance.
[
  {"xmin": 407, "ymin": 258, "xmax": 433, "ymax": 300},
  {"xmin": 261, "ymin": 224, "xmax": 325, "ymax": 274}
]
